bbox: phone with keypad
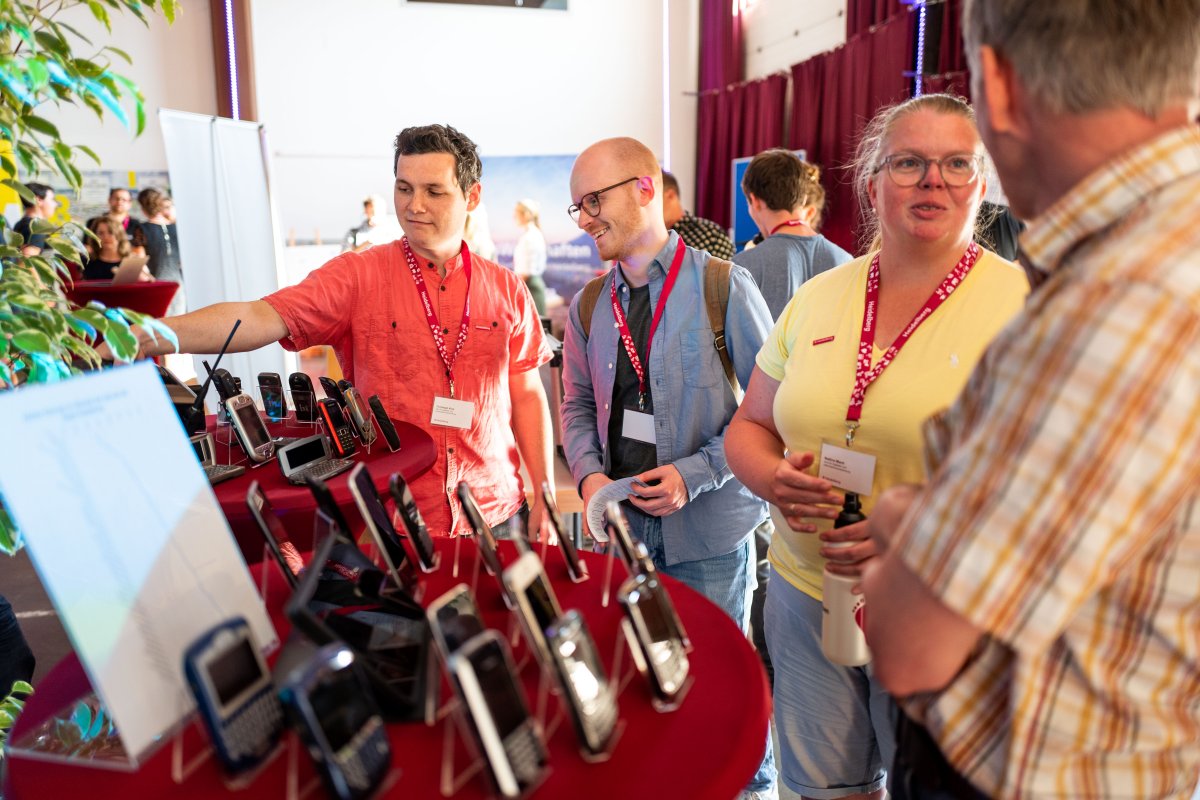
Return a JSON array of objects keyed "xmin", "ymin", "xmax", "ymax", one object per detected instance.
[
  {"xmin": 318, "ymin": 397, "xmax": 357, "ymax": 457},
  {"xmin": 182, "ymin": 616, "xmax": 283, "ymax": 774}
]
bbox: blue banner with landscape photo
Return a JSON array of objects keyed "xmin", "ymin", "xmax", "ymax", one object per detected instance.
[{"xmin": 479, "ymin": 154, "xmax": 604, "ymax": 316}]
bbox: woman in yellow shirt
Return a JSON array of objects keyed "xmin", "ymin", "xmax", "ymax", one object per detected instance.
[{"xmin": 726, "ymin": 94, "xmax": 1029, "ymax": 800}]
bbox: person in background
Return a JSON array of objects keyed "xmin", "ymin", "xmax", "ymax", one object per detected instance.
[
  {"xmin": 561, "ymin": 137, "xmax": 777, "ymax": 800},
  {"xmin": 0, "ymin": 594, "xmax": 34, "ymax": 699},
  {"xmin": 725, "ymin": 94, "xmax": 1028, "ymax": 800},
  {"xmin": 82, "ymin": 216, "xmax": 149, "ymax": 281},
  {"xmin": 661, "ymin": 170, "xmax": 734, "ymax": 260},
  {"xmin": 138, "ymin": 188, "xmax": 185, "ymax": 314},
  {"xmin": 731, "ymin": 149, "xmax": 854, "ymax": 689},
  {"xmin": 463, "ymin": 202, "xmax": 498, "ymax": 262},
  {"xmin": 512, "ymin": 198, "xmax": 547, "ymax": 315},
  {"xmin": 862, "ymin": 1, "xmax": 1200, "ymax": 797},
  {"xmin": 13, "ymin": 182, "xmax": 57, "ymax": 256},
  {"xmin": 107, "ymin": 124, "xmax": 556, "ymax": 542},
  {"xmin": 735, "ymin": 150, "xmax": 853, "ymax": 319},
  {"xmin": 107, "ymin": 187, "xmax": 145, "ymax": 256},
  {"xmin": 343, "ymin": 193, "xmax": 402, "ymax": 252}
]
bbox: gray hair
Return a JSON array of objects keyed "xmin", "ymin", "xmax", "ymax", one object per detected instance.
[
  {"xmin": 851, "ymin": 94, "xmax": 987, "ymax": 252},
  {"xmin": 963, "ymin": 0, "xmax": 1200, "ymax": 116}
]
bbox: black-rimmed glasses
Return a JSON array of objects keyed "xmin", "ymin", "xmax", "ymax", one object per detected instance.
[
  {"xmin": 567, "ymin": 176, "xmax": 639, "ymax": 221},
  {"xmin": 874, "ymin": 153, "xmax": 983, "ymax": 187}
]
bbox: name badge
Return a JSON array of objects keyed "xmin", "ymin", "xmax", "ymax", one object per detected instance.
[
  {"xmin": 431, "ymin": 396, "xmax": 474, "ymax": 430},
  {"xmin": 818, "ymin": 441, "xmax": 877, "ymax": 496},
  {"xmin": 621, "ymin": 409, "xmax": 656, "ymax": 445}
]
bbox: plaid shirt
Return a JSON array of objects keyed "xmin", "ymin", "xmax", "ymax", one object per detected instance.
[
  {"xmin": 672, "ymin": 211, "xmax": 734, "ymax": 260},
  {"xmin": 894, "ymin": 125, "xmax": 1200, "ymax": 799}
]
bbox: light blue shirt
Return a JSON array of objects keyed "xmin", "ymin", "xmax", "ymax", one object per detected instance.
[{"xmin": 561, "ymin": 232, "xmax": 772, "ymax": 565}]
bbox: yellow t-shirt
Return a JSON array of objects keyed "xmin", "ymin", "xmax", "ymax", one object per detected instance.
[{"xmin": 756, "ymin": 249, "xmax": 1028, "ymax": 601}]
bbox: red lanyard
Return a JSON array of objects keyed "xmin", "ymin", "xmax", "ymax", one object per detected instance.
[
  {"xmin": 610, "ymin": 238, "xmax": 686, "ymax": 410},
  {"xmin": 769, "ymin": 219, "xmax": 805, "ymax": 236},
  {"xmin": 845, "ymin": 242, "xmax": 980, "ymax": 444},
  {"xmin": 402, "ymin": 237, "xmax": 472, "ymax": 398}
]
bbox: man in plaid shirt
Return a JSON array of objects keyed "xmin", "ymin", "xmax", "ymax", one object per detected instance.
[
  {"xmin": 859, "ymin": 1, "xmax": 1200, "ymax": 798},
  {"xmin": 661, "ymin": 171, "xmax": 734, "ymax": 260}
]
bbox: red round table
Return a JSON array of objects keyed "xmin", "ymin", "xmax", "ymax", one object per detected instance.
[
  {"xmin": 4, "ymin": 541, "xmax": 771, "ymax": 799},
  {"xmin": 67, "ymin": 280, "xmax": 180, "ymax": 318},
  {"xmin": 207, "ymin": 414, "xmax": 437, "ymax": 563}
]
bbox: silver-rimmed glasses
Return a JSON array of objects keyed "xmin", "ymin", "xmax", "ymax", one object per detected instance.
[{"xmin": 874, "ymin": 153, "xmax": 983, "ymax": 187}]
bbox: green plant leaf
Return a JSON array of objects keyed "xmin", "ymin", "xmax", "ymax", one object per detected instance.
[
  {"xmin": 86, "ymin": 0, "xmax": 113, "ymax": 32},
  {"xmin": 11, "ymin": 681, "xmax": 33, "ymax": 696},
  {"xmin": 23, "ymin": 113, "xmax": 60, "ymax": 138},
  {"xmin": 11, "ymin": 329, "xmax": 52, "ymax": 353},
  {"xmin": 76, "ymin": 143, "xmax": 100, "ymax": 164},
  {"xmin": 24, "ymin": 56, "xmax": 48, "ymax": 90},
  {"xmin": 103, "ymin": 319, "xmax": 138, "ymax": 361},
  {"xmin": 3, "ymin": 178, "xmax": 33, "ymax": 204},
  {"xmin": 103, "ymin": 45, "xmax": 132, "ymax": 65}
]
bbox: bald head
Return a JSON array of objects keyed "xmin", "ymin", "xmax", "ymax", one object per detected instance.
[
  {"xmin": 578, "ymin": 137, "xmax": 662, "ymax": 183},
  {"xmin": 571, "ymin": 137, "xmax": 670, "ymax": 268}
]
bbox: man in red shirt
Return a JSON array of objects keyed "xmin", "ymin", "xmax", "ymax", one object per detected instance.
[{"xmin": 123, "ymin": 124, "xmax": 555, "ymax": 538}]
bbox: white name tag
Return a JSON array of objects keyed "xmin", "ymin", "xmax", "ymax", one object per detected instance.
[
  {"xmin": 431, "ymin": 396, "xmax": 474, "ymax": 430},
  {"xmin": 621, "ymin": 409, "xmax": 656, "ymax": 445},
  {"xmin": 818, "ymin": 442, "xmax": 877, "ymax": 496}
]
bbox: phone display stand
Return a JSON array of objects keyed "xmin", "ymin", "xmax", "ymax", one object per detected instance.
[
  {"xmin": 598, "ymin": 544, "xmax": 622, "ymax": 608},
  {"xmin": 538, "ymin": 670, "xmax": 626, "ymax": 765},
  {"xmin": 212, "ymin": 425, "xmax": 251, "ymax": 468},
  {"xmin": 438, "ymin": 702, "xmax": 551, "ymax": 800},
  {"xmin": 284, "ymin": 389, "xmax": 319, "ymax": 430},
  {"xmin": 616, "ymin": 618, "xmax": 693, "ymax": 713},
  {"xmin": 258, "ymin": 387, "xmax": 289, "ymax": 426},
  {"xmin": 169, "ymin": 694, "xmax": 288, "ymax": 792},
  {"xmin": 391, "ymin": 506, "xmax": 442, "ymax": 575}
]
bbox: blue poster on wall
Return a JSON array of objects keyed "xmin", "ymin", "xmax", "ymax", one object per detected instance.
[{"xmin": 478, "ymin": 154, "xmax": 603, "ymax": 311}]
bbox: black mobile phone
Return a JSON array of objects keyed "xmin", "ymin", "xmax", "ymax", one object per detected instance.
[
  {"xmin": 257, "ymin": 372, "xmax": 288, "ymax": 421},
  {"xmin": 541, "ymin": 483, "xmax": 586, "ymax": 582},
  {"xmin": 305, "ymin": 474, "xmax": 355, "ymax": 541},
  {"xmin": 320, "ymin": 376, "xmax": 348, "ymax": 408},
  {"xmin": 456, "ymin": 483, "xmax": 506, "ymax": 581},
  {"xmin": 501, "ymin": 551, "xmax": 564, "ymax": 667},
  {"xmin": 451, "ymin": 631, "xmax": 548, "ymax": 798},
  {"xmin": 545, "ymin": 610, "xmax": 618, "ymax": 755},
  {"xmin": 368, "ymin": 395, "xmax": 402, "ymax": 452},
  {"xmin": 183, "ymin": 617, "xmax": 284, "ymax": 775},
  {"xmin": 289, "ymin": 372, "xmax": 317, "ymax": 422},
  {"xmin": 618, "ymin": 572, "xmax": 690, "ymax": 705},
  {"xmin": 389, "ymin": 472, "xmax": 436, "ymax": 571},
  {"xmin": 347, "ymin": 464, "xmax": 420, "ymax": 597},
  {"xmin": 426, "ymin": 584, "xmax": 485, "ymax": 665},
  {"xmin": 318, "ymin": 397, "xmax": 357, "ymax": 457},
  {"xmin": 246, "ymin": 481, "xmax": 305, "ymax": 589},
  {"xmin": 278, "ymin": 643, "xmax": 391, "ymax": 800}
]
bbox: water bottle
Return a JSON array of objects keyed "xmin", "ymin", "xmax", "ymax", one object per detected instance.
[{"xmin": 821, "ymin": 493, "xmax": 871, "ymax": 666}]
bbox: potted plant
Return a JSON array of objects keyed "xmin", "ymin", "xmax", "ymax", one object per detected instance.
[{"xmin": 0, "ymin": 0, "xmax": 178, "ymax": 765}]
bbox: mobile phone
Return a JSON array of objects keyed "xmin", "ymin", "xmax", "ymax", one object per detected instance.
[
  {"xmin": 305, "ymin": 474, "xmax": 355, "ymax": 540},
  {"xmin": 318, "ymin": 397, "xmax": 358, "ymax": 457},
  {"xmin": 246, "ymin": 481, "xmax": 305, "ymax": 589},
  {"xmin": 191, "ymin": 432, "xmax": 246, "ymax": 485},
  {"xmin": 277, "ymin": 434, "xmax": 354, "ymax": 485},
  {"xmin": 182, "ymin": 616, "xmax": 284, "ymax": 774},
  {"xmin": 227, "ymin": 392, "xmax": 275, "ymax": 463},
  {"xmin": 388, "ymin": 472, "xmax": 437, "ymax": 571},
  {"xmin": 456, "ymin": 483, "xmax": 507, "ymax": 584},
  {"xmin": 545, "ymin": 610, "xmax": 619, "ymax": 755},
  {"xmin": 257, "ymin": 372, "xmax": 288, "ymax": 421},
  {"xmin": 342, "ymin": 387, "xmax": 377, "ymax": 445},
  {"xmin": 320, "ymin": 376, "xmax": 348, "ymax": 408},
  {"xmin": 603, "ymin": 501, "xmax": 639, "ymax": 569},
  {"xmin": 501, "ymin": 551, "xmax": 564, "ymax": 667},
  {"xmin": 449, "ymin": 630, "xmax": 548, "ymax": 798},
  {"xmin": 290, "ymin": 372, "xmax": 318, "ymax": 422},
  {"xmin": 426, "ymin": 584, "xmax": 485, "ymax": 664},
  {"xmin": 618, "ymin": 572, "xmax": 690, "ymax": 705},
  {"xmin": 368, "ymin": 395, "xmax": 402, "ymax": 452},
  {"xmin": 278, "ymin": 643, "xmax": 392, "ymax": 800},
  {"xmin": 541, "ymin": 482, "xmax": 586, "ymax": 582},
  {"xmin": 347, "ymin": 463, "xmax": 420, "ymax": 597}
]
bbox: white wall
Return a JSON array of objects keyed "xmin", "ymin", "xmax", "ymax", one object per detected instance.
[
  {"xmin": 251, "ymin": 0, "xmax": 678, "ymax": 240},
  {"xmin": 743, "ymin": 0, "xmax": 846, "ymax": 80},
  {"xmin": 42, "ymin": 4, "xmax": 217, "ymax": 172}
]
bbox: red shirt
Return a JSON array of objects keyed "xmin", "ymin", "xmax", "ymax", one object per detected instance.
[{"xmin": 264, "ymin": 240, "xmax": 552, "ymax": 536}]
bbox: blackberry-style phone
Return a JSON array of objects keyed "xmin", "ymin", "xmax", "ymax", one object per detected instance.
[
  {"xmin": 501, "ymin": 551, "xmax": 564, "ymax": 667},
  {"xmin": 347, "ymin": 463, "xmax": 420, "ymax": 596},
  {"xmin": 227, "ymin": 391, "xmax": 275, "ymax": 463},
  {"xmin": 618, "ymin": 572, "xmax": 690, "ymax": 705},
  {"xmin": 318, "ymin": 397, "xmax": 357, "ymax": 457},
  {"xmin": 342, "ymin": 386, "xmax": 377, "ymax": 445},
  {"xmin": 278, "ymin": 643, "xmax": 392, "ymax": 800},
  {"xmin": 542, "ymin": 482, "xmax": 586, "ymax": 582},
  {"xmin": 368, "ymin": 395, "xmax": 403, "ymax": 452},
  {"xmin": 320, "ymin": 376, "xmax": 348, "ymax": 408},
  {"xmin": 182, "ymin": 616, "xmax": 284, "ymax": 774},
  {"xmin": 389, "ymin": 472, "xmax": 437, "ymax": 571},
  {"xmin": 257, "ymin": 372, "xmax": 288, "ymax": 420},
  {"xmin": 450, "ymin": 630, "xmax": 548, "ymax": 798},
  {"xmin": 426, "ymin": 584, "xmax": 485, "ymax": 664},
  {"xmin": 289, "ymin": 372, "xmax": 318, "ymax": 422},
  {"xmin": 546, "ymin": 610, "xmax": 619, "ymax": 755},
  {"xmin": 456, "ymin": 483, "xmax": 508, "ymax": 589}
]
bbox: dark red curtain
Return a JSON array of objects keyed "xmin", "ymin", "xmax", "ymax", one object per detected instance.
[
  {"xmin": 846, "ymin": 0, "xmax": 905, "ymax": 38},
  {"xmin": 699, "ymin": 0, "xmax": 743, "ymax": 91},
  {"xmin": 923, "ymin": 0, "xmax": 970, "ymax": 97},
  {"xmin": 696, "ymin": 75, "xmax": 787, "ymax": 228},
  {"xmin": 790, "ymin": 11, "xmax": 914, "ymax": 253},
  {"xmin": 695, "ymin": 0, "xmax": 744, "ymax": 226}
]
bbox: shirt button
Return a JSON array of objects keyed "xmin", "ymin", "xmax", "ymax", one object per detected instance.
[
  {"xmin": 607, "ymin": 362, "xmax": 613, "ymax": 369},
  {"xmin": 439, "ymin": 285, "xmax": 446, "ymax": 292},
  {"xmin": 604, "ymin": 403, "xmax": 609, "ymax": 410},
  {"xmin": 448, "ymin": 447, "xmax": 454, "ymax": 453}
]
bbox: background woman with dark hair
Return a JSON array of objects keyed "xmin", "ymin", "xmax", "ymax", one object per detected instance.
[{"xmin": 138, "ymin": 187, "xmax": 185, "ymax": 314}]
